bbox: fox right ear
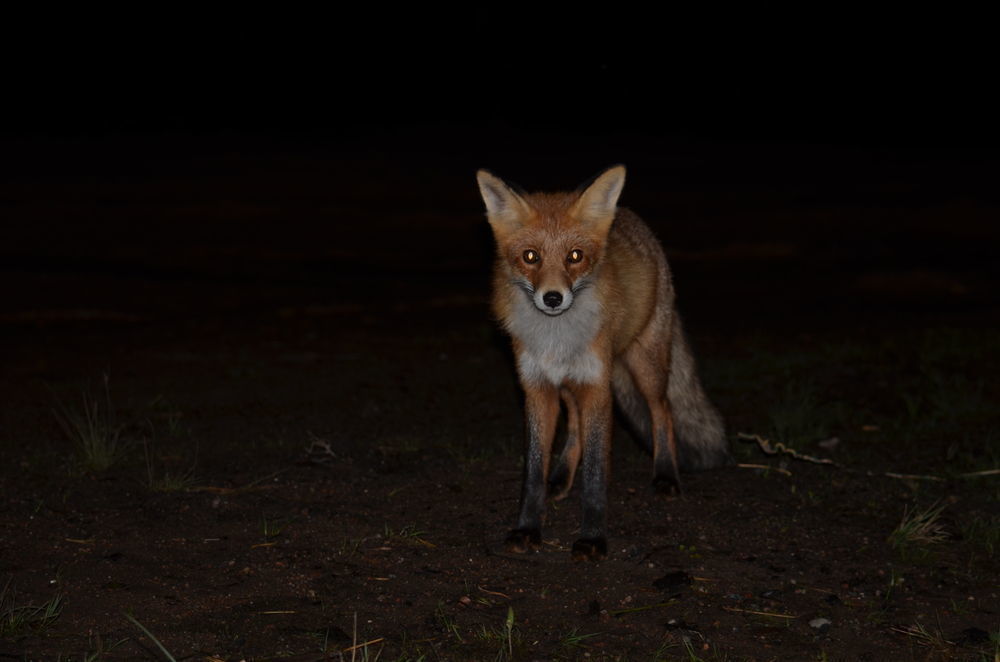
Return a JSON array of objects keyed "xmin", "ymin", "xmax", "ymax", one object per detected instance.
[
  {"xmin": 571, "ymin": 164, "xmax": 625, "ymax": 236},
  {"xmin": 476, "ymin": 170, "xmax": 531, "ymax": 236}
]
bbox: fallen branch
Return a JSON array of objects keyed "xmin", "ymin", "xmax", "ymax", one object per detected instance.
[
  {"xmin": 738, "ymin": 433, "xmax": 998, "ymax": 483},
  {"xmin": 738, "ymin": 433, "xmax": 838, "ymax": 466}
]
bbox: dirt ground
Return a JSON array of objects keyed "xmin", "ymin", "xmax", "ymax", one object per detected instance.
[{"xmin": 1, "ymin": 131, "xmax": 998, "ymax": 661}]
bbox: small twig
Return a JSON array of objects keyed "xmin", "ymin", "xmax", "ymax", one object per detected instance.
[
  {"xmin": 738, "ymin": 433, "xmax": 837, "ymax": 466},
  {"xmin": 388, "ymin": 484, "xmax": 413, "ymax": 497},
  {"xmin": 343, "ymin": 637, "xmax": 385, "ymax": 653},
  {"xmin": 304, "ymin": 435, "xmax": 338, "ymax": 465},
  {"xmin": 478, "ymin": 585, "xmax": 511, "ymax": 599},
  {"xmin": 188, "ymin": 469, "xmax": 289, "ymax": 495},
  {"xmin": 960, "ymin": 468, "xmax": 1000, "ymax": 477},
  {"xmin": 884, "ymin": 472, "xmax": 945, "ymax": 482},
  {"xmin": 609, "ymin": 601, "xmax": 676, "ymax": 616},
  {"xmin": 722, "ymin": 606, "xmax": 797, "ymax": 619}
]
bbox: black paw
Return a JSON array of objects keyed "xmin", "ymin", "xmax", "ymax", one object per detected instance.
[
  {"xmin": 571, "ymin": 537, "xmax": 607, "ymax": 561},
  {"xmin": 505, "ymin": 528, "xmax": 541, "ymax": 553},
  {"xmin": 652, "ymin": 474, "xmax": 683, "ymax": 496}
]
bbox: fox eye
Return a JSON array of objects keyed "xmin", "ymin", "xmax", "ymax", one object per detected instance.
[
  {"xmin": 567, "ymin": 249, "xmax": 583, "ymax": 263},
  {"xmin": 523, "ymin": 249, "xmax": 540, "ymax": 264}
]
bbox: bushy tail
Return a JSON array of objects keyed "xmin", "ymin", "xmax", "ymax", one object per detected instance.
[{"xmin": 613, "ymin": 316, "xmax": 731, "ymax": 472}]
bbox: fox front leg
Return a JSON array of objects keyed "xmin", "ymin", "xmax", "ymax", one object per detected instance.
[
  {"xmin": 570, "ymin": 383, "xmax": 613, "ymax": 561},
  {"xmin": 505, "ymin": 383, "xmax": 559, "ymax": 553}
]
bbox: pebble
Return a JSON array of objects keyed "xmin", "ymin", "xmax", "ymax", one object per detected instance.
[{"xmin": 809, "ymin": 617, "xmax": 832, "ymax": 632}]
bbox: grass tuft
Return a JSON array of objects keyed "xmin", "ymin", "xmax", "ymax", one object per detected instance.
[
  {"xmin": 141, "ymin": 438, "xmax": 197, "ymax": 492},
  {"xmin": 888, "ymin": 501, "xmax": 949, "ymax": 549},
  {"xmin": 559, "ymin": 626, "xmax": 601, "ymax": 652},
  {"xmin": 124, "ymin": 612, "xmax": 177, "ymax": 662},
  {"xmin": 475, "ymin": 605, "xmax": 519, "ymax": 662},
  {"xmin": 0, "ymin": 578, "xmax": 63, "ymax": 637},
  {"xmin": 53, "ymin": 373, "xmax": 126, "ymax": 472}
]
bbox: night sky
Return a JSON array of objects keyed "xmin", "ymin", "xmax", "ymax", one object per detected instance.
[
  {"xmin": 5, "ymin": 7, "xmax": 996, "ymax": 145},
  {"xmin": 3, "ymin": 8, "xmax": 997, "ymax": 323}
]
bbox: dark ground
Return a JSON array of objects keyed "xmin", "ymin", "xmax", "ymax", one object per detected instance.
[{"xmin": 2, "ymin": 17, "xmax": 999, "ymax": 661}]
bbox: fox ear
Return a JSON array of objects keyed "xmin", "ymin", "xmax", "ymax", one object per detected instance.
[
  {"xmin": 572, "ymin": 164, "xmax": 626, "ymax": 234},
  {"xmin": 476, "ymin": 169, "xmax": 531, "ymax": 236}
]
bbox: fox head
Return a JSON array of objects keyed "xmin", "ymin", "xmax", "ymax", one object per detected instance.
[{"xmin": 476, "ymin": 165, "xmax": 626, "ymax": 316}]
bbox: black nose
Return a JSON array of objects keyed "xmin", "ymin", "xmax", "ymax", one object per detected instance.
[{"xmin": 542, "ymin": 291, "xmax": 563, "ymax": 308}]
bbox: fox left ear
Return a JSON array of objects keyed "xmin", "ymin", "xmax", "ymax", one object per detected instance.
[{"xmin": 572, "ymin": 165, "xmax": 626, "ymax": 235}]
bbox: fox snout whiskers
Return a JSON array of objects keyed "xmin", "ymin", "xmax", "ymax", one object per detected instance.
[
  {"xmin": 516, "ymin": 279, "xmax": 574, "ymax": 316},
  {"xmin": 534, "ymin": 279, "xmax": 590, "ymax": 316}
]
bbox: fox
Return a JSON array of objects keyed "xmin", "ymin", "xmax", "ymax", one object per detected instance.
[{"xmin": 476, "ymin": 165, "xmax": 730, "ymax": 561}]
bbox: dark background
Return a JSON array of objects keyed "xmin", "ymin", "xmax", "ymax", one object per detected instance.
[
  {"xmin": 2, "ymin": 11, "xmax": 999, "ymax": 659},
  {"xmin": 3, "ymin": 7, "xmax": 998, "ymax": 325}
]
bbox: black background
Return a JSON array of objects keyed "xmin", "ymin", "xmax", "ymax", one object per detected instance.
[{"xmin": 3, "ymin": 7, "xmax": 998, "ymax": 321}]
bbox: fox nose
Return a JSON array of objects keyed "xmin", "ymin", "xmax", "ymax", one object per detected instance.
[{"xmin": 542, "ymin": 291, "xmax": 563, "ymax": 308}]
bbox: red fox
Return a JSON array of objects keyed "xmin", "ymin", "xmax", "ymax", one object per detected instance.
[{"xmin": 476, "ymin": 165, "xmax": 730, "ymax": 561}]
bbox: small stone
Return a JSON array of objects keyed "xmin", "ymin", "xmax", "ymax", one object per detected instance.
[{"xmin": 809, "ymin": 617, "xmax": 832, "ymax": 633}]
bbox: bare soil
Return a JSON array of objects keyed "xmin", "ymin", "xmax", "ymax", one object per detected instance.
[{"xmin": 1, "ymin": 133, "xmax": 997, "ymax": 661}]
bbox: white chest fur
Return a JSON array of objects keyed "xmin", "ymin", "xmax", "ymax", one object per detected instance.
[{"xmin": 505, "ymin": 288, "xmax": 605, "ymax": 386}]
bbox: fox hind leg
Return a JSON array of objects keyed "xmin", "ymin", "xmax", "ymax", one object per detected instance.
[
  {"xmin": 622, "ymin": 344, "xmax": 682, "ymax": 495},
  {"xmin": 651, "ymin": 402, "xmax": 682, "ymax": 495}
]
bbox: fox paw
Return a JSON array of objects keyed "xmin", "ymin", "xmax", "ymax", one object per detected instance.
[
  {"xmin": 652, "ymin": 475, "xmax": 683, "ymax": 496},
  {"xmin": 571, "ymin": 537, "xmax": 607, "ymax": 561},
  {"xmin": 505, "ymin": 528, "xmax": 541, "ymax": 553}
]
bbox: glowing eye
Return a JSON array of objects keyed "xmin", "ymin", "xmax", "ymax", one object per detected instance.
[
  {"xmin": 567, "ymin": 249, "xmax": 583, "ymax": 263},
  {"xmin": 523, "ymin": 249, "xmax": 540, "ymax": 264}
]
